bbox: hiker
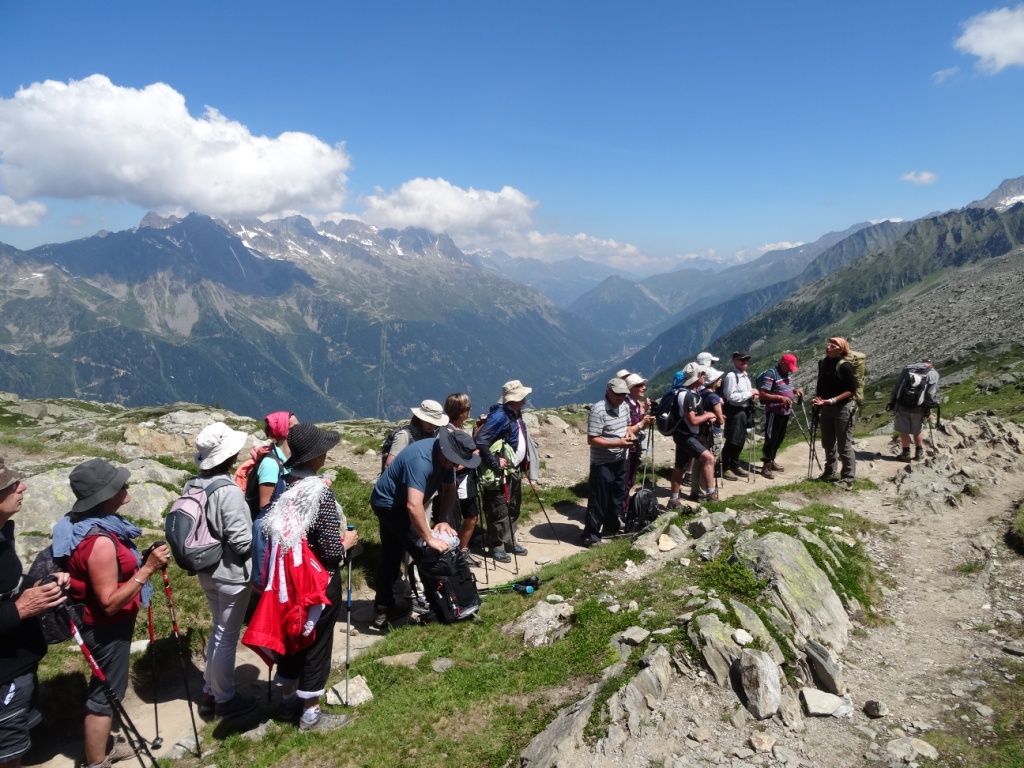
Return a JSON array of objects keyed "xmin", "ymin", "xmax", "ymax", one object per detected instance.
[
  {"xmin": 474, "ymin": 380, "xmax": 538, "ymax": 563},
  {"xmin": 371, "ymin": 427, "xmax": 480, "ymax": 629},
  {"xmin": 383, "ymin": 400, "xmax": 449, "ymax": 470},
  {"xmin": 668, "ymin": 364, "xmax": 720, "ymax": 506},
  {"xmin": 189, "ymin": 423, "xmax": 256, "ymax": 720},
  {"xmin": 720, "ymin": 351, "xmax": 759, "ymax": 481},
  {"xmin": 757, "ymin": 353, "xmax": 803, "ymax": 479},
  {"xmin": 695, "ymin": 351, "xmax": 719, "ymax": 369},
  {"xmin": 254, "ymin": 423, "xmax": 358, "ymax": 731},
  {"xmin": 52, "ymin": 459, "xmax": 170, "ymax": 768},
  {"xmin": 693, "ymin": 368, "xmax": 726, "ymax": 496},
  {"xmin": 438, "ymin": 393, "xmax": 482, "ymax": 564},
  {"xmin": 582, "ymin": 378, "xmax": 653, "ymax": 547},
  {"xmin": 812, "ymin": 337, "xmax": 858, "ymax": 488},
  {"xmin": 0, "ymin": 458, "xmax": 69, "ymax": 768},
  {"xmin": 249, "ymin": 411, "xmax": 300, "ymax": 591},
  {"xmin": 622, "ymin": 373, "xmax": 652, "ymax": 512},
  {"xmin": 888, "ymin": 359, "xmax": 940, "ymax": 462}
]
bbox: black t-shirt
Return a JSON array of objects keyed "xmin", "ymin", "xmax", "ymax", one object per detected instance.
[
  {"xmin": 816, "ymin": 356, "xmax": 857, "ymax": 400},
  {"xmin": 0, "ymin": 521, "xmax": 47, "ymax": 683}
]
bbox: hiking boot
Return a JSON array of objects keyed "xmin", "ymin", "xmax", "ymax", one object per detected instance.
[
  {"xmin": 899, "ymin": 448, "xmax": 912, "ymax": 463},
  {"xmin": 721, "ymin": 469, "xmax": 739, "ymax": 482},
  {"xmin": 492, "ymin": 549, "xmax": 512, "ymax": 564},
  {"xmin": 769, "ymin": 461, "xmax": 785, "ymax": 472},
  {"xmin": 299, "ymin": 709, "xmax": 351, "ymax": 732},
  {"xmin": 411, "ymin": 596, "xmax": 431, "ymax": 615},
  {"xmin": 580, "ymin": 533, "xmax": 602, "ymax": 548},
  {"xmin": 817, "ymin": 471, "xmax": 837, "ymax": 482},
  {"xmin": 198, "ymin": 692, "xmax": 216, "ymax": 718},
  {"xmin": 760, "ymin": 467, "xmax": 774, "ymax": 480},
  {"xmin": 666, "ymin": 498, "xmax": 684, "ymax": 511},
  {"xmin": 681, "ymin": 472, "xmax": 692, "ymax": 485},
  {"xmin": 731, "ymin": 465, "xmax": 749, "ymax": 479},
  {"xmin": 105, "ymin": 734, "xmax": 136, "ymax": 764},
  {"xmin": 833, "ymin": 479, "xmax": 853, "ymax": 490},
  {"xmin": 371, "ymin": 605, "xmax": 389, "ymax": 632},
  {"xmin": 216, "ymin": 694, "xmax": 258, "ymax": 719},
  {"xmin": 914, "ymin": 447, "xmax": 924, "ymax": 461},
  {"xmin": 703, "ymin": 489, "xmax": 720, "ymax": 502},
  {"xmin": 507, "ymin": 544, "xmax": 528, "ymax": 556},
  {"xmin": 460, "ymin": 547, "xmax": 481, "ymax": 567}
]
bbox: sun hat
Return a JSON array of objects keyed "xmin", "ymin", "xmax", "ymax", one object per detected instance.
[
  {"xmin": 695, "ymin": 352, "xmax": 719, "ymax": 367},
  {"xmin": 732, "ymin": 350, "xmax": 751, "ymax": 360},
  {"xmin": 682, "ymin": 362, "xmax": 706, "ymax": 387},
  {"xmin": 195, "ymin": 422, "xmax": 249, "ymax": 471},
  {"xmin": 436, "ymin": 425, "xmax": 482, "ymax": 469},
  {"xmin": 499, "ymin": 380, "xmax": 532, "ymax": 404},
  {"xmin": 285, "ymin": 423, "xmax": 341, "ymax": 468},
  {"xmin": 623, "ymin": 373, "xmax": 647, "ymax": 389},
  {"xmin": 70, "ymin": 458, "xmax": 131, "ymax": 515},
  {"xmin": 704, "ymin": 367, "xmax": 725, "ymax": 386},
  {"xmin": 615, "ymin": 369, "xmax": 631, "ymax": 379},
  {"xmin": 411, "ymin": 400, "xmax": 449, "ymax": 427},
  {"xmin": 0, "ymin": 457, "xmax": 20, "ymax": 491},
  {"xmin": 780, "ymin": 353, "xmax": 799, "ymax": 372},
  {"xmin": 607, "ymin": 377, "xmax": 630, "ymax": 395}
]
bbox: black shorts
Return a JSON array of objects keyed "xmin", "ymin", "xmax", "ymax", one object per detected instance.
[
  {"xmin": 673, "ymin": 434, "xmax": 707, "ymax": 467},
  {"xmin": 0, "ymin": 671, "xmax": 42, "ymax": 763}
]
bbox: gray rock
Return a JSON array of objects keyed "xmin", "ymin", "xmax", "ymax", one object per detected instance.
[
  {"xmin": 326, "ymin": 675, "xmax": 373, "ymax": 707},
  {"xmin": 730, "ymin": 599, "xmax": 785, "ymax": 664},
  {"xmin": 885, "ymin": 737, "xmax": 939, "ymax": 762},
  {"xmin": 377, "ymin": 651, "xmax": 424, "ymax": 668},
  {"xmin": 687, "ymin": 612, "xmax": 743, "ymax": 686},
  {"xmin": 800, "ymin": 687, "xmax": 844, "ymax": 716},
  {"xmin": 738, "ymin": 649, "xmax": 782, "ymax": 720},
  {"xmin": 620, "ymin": 626, "xmax": 651, "ymax": 646},
  {"xmin": 750, "ymin": 732, "xmax": 776, "ymax": 752},
  {"xmin": 864, "ymin": 699, "xmax": 889, "ymax": 718},
  {"xmin": 432, "ymin": 657, "xmax": 454, "ymax": 673},
  {"xmin": 502, "ymin": 600, "xmax": 575, "ymax": 647},
  {"xmin": 519, "ymin": 685, "xmax": 598, "ymax": 767},
  {"xmin": 779, "ymin": 686, "xmax": 805, "ymax": 730},
  {"xmin": 804, "ymin": 639, "xmax": 845, "ymax": 694}
]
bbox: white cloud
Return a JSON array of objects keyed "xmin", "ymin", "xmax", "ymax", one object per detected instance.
[
  {"xmin": 931, "ymin": 66, "xmax": 960, "ymax": 84},
  {"xmin": 901, "ymin": 171, "xmax": 938, "ymax": 185},
  {"xmin": 0, "ymin": 195, "xmax": 46, "ymax": 226},
  {"xmin": 0, "ymin": 75, "xmax": 351, "ymax": 218},
  {"xmin": 955, "ymin": 5, "xmax": 1024, "ymax": 73}
]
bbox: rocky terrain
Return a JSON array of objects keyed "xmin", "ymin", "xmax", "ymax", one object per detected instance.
[{"xmin": 4, "ymin": 393, "xmax": 1024, "ymax": 768}]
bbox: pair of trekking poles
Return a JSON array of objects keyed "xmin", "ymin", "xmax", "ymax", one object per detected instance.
[{"xmin": 45, "ymin": 542, "xmax": 203, "ymax": 768}]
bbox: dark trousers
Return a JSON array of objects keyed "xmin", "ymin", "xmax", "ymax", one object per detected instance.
[
  {"xmin": 761, "ymin": 412, "xmax": 790, "ymax": 463},
  {"xmin": 584, "ymin": 459, "xmax": 626, "ymax": 538},
  {"xmin": 483, "ymin": 472, "xmax": 521, "ymax": 551},
  {"xmin": 373, "ymin": 505, "xmax": 424, "ymax": 610},
  {"xmin": 276, "ymin": 570, "xmax": 342, "ymax": 696},
  {"xmin": 722, "ymin": 406, "xmax": 749, "ymax": 470}
]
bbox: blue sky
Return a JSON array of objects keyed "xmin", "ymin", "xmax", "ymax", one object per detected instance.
[{"xmin": 1, "ymin": 1, "xmax": 1022, "ymax": 274}]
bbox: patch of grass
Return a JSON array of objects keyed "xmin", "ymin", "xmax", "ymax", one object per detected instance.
[
  {"xmin": 955, "ymin": 560, "xmax": 986, "ymax": 575},
  {"xmin": 698, "ymin": 555, "xmax": 766, "ymax": 601},
  {"xmin": 153, "ymin": 455, "xmax": 198, "ymax": 473}
]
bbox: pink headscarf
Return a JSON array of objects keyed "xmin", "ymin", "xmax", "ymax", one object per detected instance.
[
  {"xmin": 828, "ymin": 337, "xmax": 850, "ymax": 356},
  {"xmin": 265, "ymin": 412, "xmax": 292, "ymax": 442}
]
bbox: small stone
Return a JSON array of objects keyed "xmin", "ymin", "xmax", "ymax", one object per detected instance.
[
  {"xmin": 974, "ymin": 703, "xmax": 995, "ymax": 718},
  {"xmin": 864, "ymin": 700, "xmax": 889, "ymax": 718},
  {"xmin": 885, "ymin": 737, "xmax": 939, "ymax": 762},
  {"xmin": 546, "ymin": 594, "xmax": 565, "ymax": 603},
  {"xmin": 1003, "ymin": 643, "xmax": 1024, "ymax": 657},
  {"xmin": 658, "ymin": 534, "xmax": 678, "ymax": 551},
  {"xmin": 689, "ymin": 726, "xmax": 713, "ymax": 743},
  {"xmin": 432, "ymin": 657, "xmax": 454, "ymax": 673},
  {"xmin": 534, "ymin": 557, "xmax": 552, "ymax": 565},
  {"xmin": 732, "ymin": 628, "xmax": 754, "ymax": 645},
  {"xmin": 750, "ymin": 732, "xmax": 776, "ymax": 752}
]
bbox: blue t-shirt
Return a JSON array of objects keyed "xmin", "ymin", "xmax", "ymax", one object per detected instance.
[
  {"xmin": 371, "ymin": 438, "xmax": 454, "ymax": 514},
  {"xmin": 256, "ymin": 444, "xmax": 287, "ymax": 486}
]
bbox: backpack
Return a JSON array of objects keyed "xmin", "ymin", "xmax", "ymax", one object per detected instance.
[
  {"xmin": 755, "ymin": 367, "xmax": 776, "ymax": 393},
  {"xmin": 655, "ymin": 386, "xmax": 684, "ymax": 436},
  {"xmin": 164, "ymin": 478, "xmax": 234, "ymax": 574},
  {"xmin": 380, "ymin": 425, "xmax": 413, "ymax": 474},
  {"xmin": 895, "ymin": 364, "xmax": 932, "ymax": 408},
  {"xmin": 624, "ymin": 488, "xmax": 661, "ymax": 534},
  {"xmin": 418, "ymin": 548, "xmax": 480, "ymax": 623},
  {"xmin": 843, "ymin": 351, "xmax": 866, "ymax": 405},
  {"xmin": 234, "ymin": 445, "xmax": 284, "ymax": 519}
]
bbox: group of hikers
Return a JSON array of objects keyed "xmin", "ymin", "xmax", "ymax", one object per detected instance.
[{"xmin": 0, "ymin": 352, "xmax": 940, "ymax": 766}]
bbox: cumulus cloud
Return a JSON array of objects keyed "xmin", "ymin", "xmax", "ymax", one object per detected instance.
[
  {"xmin": 955, "ymin": 5, "xmax": 1024, "ymax": 73},
  {"xmin": 901, "ymin": 171, "xmax": 938, "ymax": 185},
  {"xmin": 932, "ymin": 66, "xmax": 960, "ymax": 84},
  {"xmin": 0, "ymin": 75, "xmax": 351, "ymax": 218},
  {"xmin": 0, "ymin": 195, "xmax": 46, "ymax": 227}
]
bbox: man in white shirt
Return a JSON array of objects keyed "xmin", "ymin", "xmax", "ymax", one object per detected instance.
[{"xmin": 720, "ymin": 351, "xmax": 759, "ymax": 480}]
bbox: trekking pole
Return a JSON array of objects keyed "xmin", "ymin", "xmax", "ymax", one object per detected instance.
[
  {"xmin": 475, "ymin": 476, "xmax": 489, "ymax": 586},
  {"xmin": 746, "ymin": 406, "xmax": 757, "ymax": 484},
  {"xmin": 345, "ymin": 525, "xmax": 354, "ymax": 707},
  {"xmin": 796, "ymin": 397, "xmax": 823, "ymax": 475},
  {"xmin": 502, "ymin": 469, "xmax": 519, "ymax": 576},
  {"xmin": 45, "ymin": 579, "xmax": 159, "ymax": 768},
  {"xmin": 159, "ymin": 566, "xmax": 203, "ymax": 758},
  {"xmin": 526, "ymin": 478, "xmax": 562, "ymax": 544},
  {"xmin": 147, "ymin": 604, "xmax": 163, "ymax": 750}
]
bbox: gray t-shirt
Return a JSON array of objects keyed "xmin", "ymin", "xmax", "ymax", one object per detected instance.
[{"xmin": 588, "ymin": 397, "xmax": 629, "ymax": 465}]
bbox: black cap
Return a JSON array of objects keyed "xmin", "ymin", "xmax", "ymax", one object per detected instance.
[{"xmin": 732, "ymin": 350, "xmax": 751, "ymax": 360}]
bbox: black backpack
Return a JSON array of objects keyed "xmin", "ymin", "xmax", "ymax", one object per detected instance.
[
  {"xmin": 624, "ymin": 488, "xmax": 660, "ymax": 534},
  {"xmin": 655, "ymin": 386, "xmax": 684, "ymax": 436},
  {"xmin": 380, "ymin": 425, "xmax": 413, "ymax": 474},
  {"xmin": 418, "ymin": 548, "xmax": 480, "ymax": 623}
]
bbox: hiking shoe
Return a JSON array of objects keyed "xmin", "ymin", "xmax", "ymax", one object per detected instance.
[
  {"xmin": 105, "ymin": 734, "xmax": 136, "ymax": 764},
  {"xmin": 460, "ymin": 548, "xmax": 481, "ymax": 567},
  {"xmin": 817, "ymin": 472, "xmax": 838, "ymax": 482},
  {"xmin": 721, "ymin": 469, "xmax": 739, "ymax": 482},
  {"xmin": 299, "ymin": 709, "xmax": 351, "ymax": 733},
  {"xmin": 833, "ymin": 479, "xmax": 853, "ymax": 490},
  {"xmin": 580, "ymin": 533, "xmax": 602, "ymax": 548},
  {"xmin": 371, "ymin": 605, "xmax": 389, "ymax": 632},
  {"xmin": 769, "ymin": 461, "xmax": 785, "ymax": 472},
  {"xmin": 216, "ymin": 694, "xmax": 258, "ymax": 719},
  {"xmin": 914, "ymin": 447, "xmax": 924, "ymax": 461},
  {"xmin": 666, "ymin": 498, "xmax": 684, "ymax": 511},
  {"xmin": 731, "ymin": 466, "xmax": 749, "ymax": 479},
  {"xmin": 760, "ymin": 467, "xmax": 775, "ymax": 480},
  {"xmin": 703, "ymin": 490, "xmax": 720, "ymax": 502},
  {"xmin": 507, "ymin": 544, "xmax": 528, "ymax": 556},
  {"xmin": 492, "ymin": 549, "xmax": 512, "ymax": 563},
  {"xmin": 411, "ymin": 596, "xmax": 431, "ymax": 615},
  {"xmin": 681, "ymin": 472, "xmax": 692, "ymax": 486},
  {"xmin": 899, "ymin": 448, "xmax": 912, "ymax": 463},
  {"xmin": 198, "ymin": 692, "xmax": 216, "ymax": 718}
]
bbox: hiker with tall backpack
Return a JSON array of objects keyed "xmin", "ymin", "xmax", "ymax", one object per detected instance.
[
  {"xmin": 382, "ymin": 400, "xmax": 449, "ymax": 471},
  {"xmin": 581, "ymin": 378, "xmax": 654, "ymax": 547},
  {"xmin": 812, "ymin": 337, "xmax": 862, "ymax": 489},
  {"xmin": 720, "ymin": 351, "xmax": 759, "ymax": 481},
  {"xmin": 668, "ymin": 363, "xmax": 721, "ymax": 505},
  {"xmin": 622, "ymin": 373, "xmax": 652, "ymax": 513},
  {"xmin": 51, "ymin": 459, "xmax": 170, "ymax": 768},
  {"xmin": 693, "ymin": 368, "xmax": 726, "ymax": 498},
  {"xmin": 756, "ymin": 353, "xmax": 804, "ymax": 479},
  {"xmin": 888, "ymin": 359, "xmax": 940, "ymax": 462},
  {"xmin": 184, "ymin": 422, "xmax": 257, "ymax": 721},
  {"xmin": 0, "ymin": 458, "xmax": 70, "ymax": 768}
]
